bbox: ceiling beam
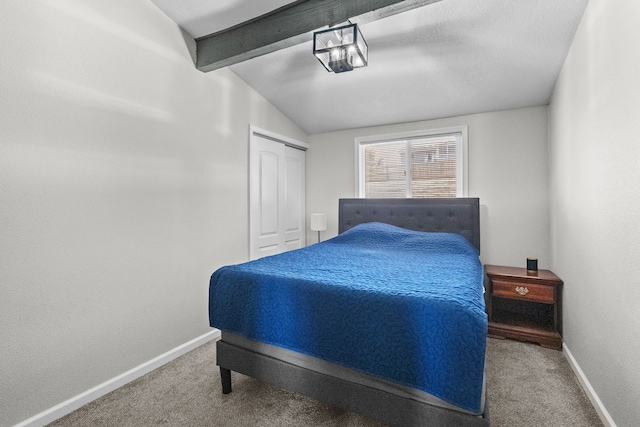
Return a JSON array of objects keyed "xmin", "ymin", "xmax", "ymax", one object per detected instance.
[{"xmin": 195, "ymin": 0, "xmax": 443, "ymax": 72}]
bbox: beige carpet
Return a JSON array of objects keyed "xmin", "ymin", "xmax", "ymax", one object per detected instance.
[{"xmin": 48, "ymin": 338, "xmax": 603, "ymax": 426}]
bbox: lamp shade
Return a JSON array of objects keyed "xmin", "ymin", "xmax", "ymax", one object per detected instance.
[
  {"xmin": 310, "ymin": 213, "xmax": 327, "ymax": 232},
  {"xmin": 313, "ymin": 23, "xmax": 368, "ymax": 73}
]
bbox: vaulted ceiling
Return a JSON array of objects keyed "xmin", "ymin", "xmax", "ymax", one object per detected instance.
[{"xmin": 150, "ymin": 0, "xmax": 588, "ymax": 135}]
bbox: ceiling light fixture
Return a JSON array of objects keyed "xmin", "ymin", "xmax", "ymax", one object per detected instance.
[{"xmin": 313, "ymin": 23, "xmax": 368, "ymax": 73}]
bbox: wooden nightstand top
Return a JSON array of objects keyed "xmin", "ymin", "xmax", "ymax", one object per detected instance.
[{"xmin": 485, "ymin": 264, "xmax": 563, "ymax": 286}]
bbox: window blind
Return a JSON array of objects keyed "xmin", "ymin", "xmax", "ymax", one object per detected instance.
[{"xmin": 363, "ymin": 135, "xmax": 457, "ymax": 198}]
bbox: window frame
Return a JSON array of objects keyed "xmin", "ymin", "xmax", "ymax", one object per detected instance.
[{"xmin": 354, "ymin": 125, "xmax": 469, "ymax": 198}]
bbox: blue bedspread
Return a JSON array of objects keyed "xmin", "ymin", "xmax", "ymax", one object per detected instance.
[{"xmin": 209, "ymin": 222, "xmax": 487, "ymax": 413}]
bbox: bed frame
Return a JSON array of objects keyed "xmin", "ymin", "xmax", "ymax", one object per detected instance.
[{"xmin": 216, "ymin": 198, "xmax": 489, "ymax": 427}]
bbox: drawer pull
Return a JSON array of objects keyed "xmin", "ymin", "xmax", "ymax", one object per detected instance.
[{"xmin": 515, "ymin": 286, "xmax": 529, "ymax": 296}]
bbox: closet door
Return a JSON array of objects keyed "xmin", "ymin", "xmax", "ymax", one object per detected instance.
[
  {"xmin": 249, "ymin": 127, "xmax": 307, "ymax": 260},
  {"xmin": 282, "ymin": 146, "xmax": 305, "ymax": 252}
]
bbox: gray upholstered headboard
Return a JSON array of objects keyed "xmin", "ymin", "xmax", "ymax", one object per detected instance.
[{"xmin": 338, "ymin": 198, "xmax": 480, "ymax": 252}]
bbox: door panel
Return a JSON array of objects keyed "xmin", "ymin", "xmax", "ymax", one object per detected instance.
[
  {"xmin": 283, "ymin": 147, "xmax": 305, "ymax": 251},
  {"xmin": 259, "ymin": 151, "xmax": 280, "ymax": 237},
  {"xmin": 250, "ymin": 135, "xmax": 285, "ymax": 259}
]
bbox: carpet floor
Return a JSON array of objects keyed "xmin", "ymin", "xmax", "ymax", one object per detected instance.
[{"xmin": 48, "ymin": 338, "xmax": 603, "ymax": 426}]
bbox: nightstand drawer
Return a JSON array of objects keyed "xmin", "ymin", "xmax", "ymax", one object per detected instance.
[{"xmin": 492, "ymin": 280, "xmax": 555, "ymax": 303}]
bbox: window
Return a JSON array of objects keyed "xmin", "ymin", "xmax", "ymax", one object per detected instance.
[{"xmin": 355, "ymin": 126, "xmax": 468, "ymax": 198}]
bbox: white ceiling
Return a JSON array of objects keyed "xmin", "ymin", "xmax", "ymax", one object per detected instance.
[{"xmin": 150, "ymin": 0, "xmax": 588, "ymax": 135}]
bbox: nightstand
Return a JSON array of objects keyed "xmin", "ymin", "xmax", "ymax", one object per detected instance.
[{"xmin": 485, "ymin": 265, "xmax": 563, "ymax": 350}]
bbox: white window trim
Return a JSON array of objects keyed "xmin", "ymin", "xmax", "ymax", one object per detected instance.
[{"xmin": 354, "ymin": 125, "xmax": 468, "ymax": 198}]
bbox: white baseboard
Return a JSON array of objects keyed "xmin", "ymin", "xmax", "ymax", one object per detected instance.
[
  {"xmin": 562, "ymin": 342, "xmax": 616, "ymax": 427},
  {"xmin": 14, "ymin": 329, "xmax": 221, "ymax": 427}
]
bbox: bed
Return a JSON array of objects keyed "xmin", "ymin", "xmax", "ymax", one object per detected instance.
[{"xmin": 209, "ymin": 198, "xmax": 489, "ymax": 426}]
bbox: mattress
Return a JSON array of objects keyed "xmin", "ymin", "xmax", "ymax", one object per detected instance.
[{"xmin": 209, "ymin": 222, "xmax": 488, "ymax": 413}]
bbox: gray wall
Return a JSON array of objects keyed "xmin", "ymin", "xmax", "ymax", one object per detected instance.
[
  {"xmin": 307, "ymin": 106, "xmax": 551, "ymax": 268},
  {"xmin": 0, "ymin": 1, "xmax": 306, "ymax": 425},
  {"xmin": 549, "ymin": 0, "xmax": 640, "ymax": 425}
]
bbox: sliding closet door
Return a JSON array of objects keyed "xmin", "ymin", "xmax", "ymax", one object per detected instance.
[
  {"xmin": 250, "ymin": 134, "xmax": 283, "ymax": 259},
  {"xmin": 282, "ymin": 146, "xmax": 305, "ymax": 252},
  {"xmin": 249, "ymin": 126, "xmax": 307, "ymax": 260}
]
